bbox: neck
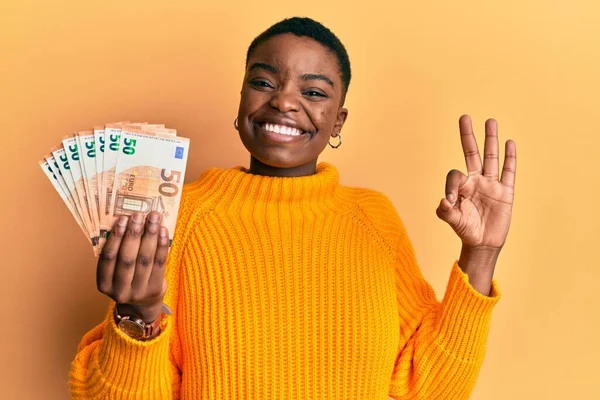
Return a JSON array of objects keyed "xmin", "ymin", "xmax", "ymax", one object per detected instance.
[
  {"xmin": 249, "ymin": 155, "xmax": 318, "ymax": 177},
  {"xmin": 193, "ymin": 161, "xmax": 341, "ymax": 206}
]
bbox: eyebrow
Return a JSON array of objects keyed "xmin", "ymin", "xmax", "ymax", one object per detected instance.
[
  {"xmin": 249, "ymin": 62, "xmax": 278, "ymax": 74},
  {"xmin": 248, "ymin": 62, "xmax": 334, "ymax": 88},
  {"xmin": 301, "ymin": 73, "xmax": 334, "ymax": 88}
]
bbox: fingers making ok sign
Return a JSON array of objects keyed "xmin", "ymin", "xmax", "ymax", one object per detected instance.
[{"xmin": 436, "ymin": 115, "xmax": 517, "ymax": 250}]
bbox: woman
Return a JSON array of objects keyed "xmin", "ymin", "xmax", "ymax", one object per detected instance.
[{"xmin": 70, "ymin": 17, "xmax": 517, "ymax": 399}]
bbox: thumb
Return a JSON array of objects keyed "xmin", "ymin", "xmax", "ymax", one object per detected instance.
[
  {"xmin": 161, "ymin": 278, "xmax": 168, "ymax": 298},
  {"xmin": 436, "ymin": 197, "xmax": 462, "ymax": 228}
]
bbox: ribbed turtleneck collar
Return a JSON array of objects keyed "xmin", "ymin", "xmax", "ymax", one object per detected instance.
[{"xmin": 196, "ymin": 162, "xmax": 341, "ymax": 205}]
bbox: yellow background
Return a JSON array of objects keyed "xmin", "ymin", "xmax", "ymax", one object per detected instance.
[{"xmin": 1, "ymin": 1, "xmax": 599, "ymax": 399}]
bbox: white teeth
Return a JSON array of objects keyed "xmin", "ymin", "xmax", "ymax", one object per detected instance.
[{"xmin": 262, "ymin": 123, "xmax": 302, "ymax": 136}]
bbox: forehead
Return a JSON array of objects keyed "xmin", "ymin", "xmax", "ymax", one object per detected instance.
[{"xmin": 248, "ymin": 34, "xmax": 341, "ymax": 80}]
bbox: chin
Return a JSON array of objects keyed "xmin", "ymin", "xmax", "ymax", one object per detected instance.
[
  {"xmin": 250, "ymin": 149, "xmax": 310, "ymax": 170},
  {"xmin": 254, "ymin": 153, "xmax": 297, "ymax": 169}
]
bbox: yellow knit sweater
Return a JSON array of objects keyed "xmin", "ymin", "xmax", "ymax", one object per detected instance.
[{"xmin": 69, "ymin": 162, "xmax": 500, "ymax": 399}]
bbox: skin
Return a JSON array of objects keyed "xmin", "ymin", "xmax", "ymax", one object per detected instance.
[
  {"xmin": 235, "ymin": 34, "xmax": 348, "ymax": 177},
  {"xmin": 437, "ymin": 115, "xmax": 517, "ymax": 295},
  {"xmin": 97, "ymin": 211, "xmax": 169, "ymax": 339},
  {"xmin": 96, "ymin": 33, "xmax": 518, "ymax": 358}
]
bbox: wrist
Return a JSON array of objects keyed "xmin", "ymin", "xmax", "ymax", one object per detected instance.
[
  {"xmin": 460, "ymin": 244, "xmax": 501, "ymax": 263},
  {"xmin": 115, "ymin": 303, "xmax": 163, "ymax": 324},
  {"xmin": 458, "ymin": 245, "xmax": 501, "ymax": 296},
  {"xmin": 114, "ymin": 303, "xmax": 164, "ymax": 341}
]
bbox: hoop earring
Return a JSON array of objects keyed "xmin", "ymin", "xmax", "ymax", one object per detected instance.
[
  {"xmin": 233, "ymin": 117, "xmax": 239, "ymax": 130},
  {"xmin": 328, "ymin": 134, "xmax": 342, "ymax": 149}
]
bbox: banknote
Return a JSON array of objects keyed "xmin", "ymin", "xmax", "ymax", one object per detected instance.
[
  {"xmin": 99, "ymin": 122, "xmax": 164, "ymax": 237},
  {"xmin": 42, "ymin": 122, "xmax": 189, "ymax": 256},
  {"xmin": 50, "ymin": 145, "xmax": 96, "ymax": 247},
  {"xmin": 100, "ymin": 123, "xmax": 126, "ymax": 239},
  {"xmin": 63, "ymin": 135, "xmax": 99, "ymax": 248},
  {"xmin": 39, "ymin": 158, "xmax": 91, "ymax": 243},
  {"xmin": 104, "ymin": 131, "xmax": 190, "ymax": 250},
  {"xmin": 142, "ymin": 127, "xmax": 177, "ymax": 137},
  {"xmin": 120, "ymin": 124, "xmax": 174, "ymax": 140},
  {"xmin": 76, "ymin": 131, "xmax": 101, "ymax": 240},
  {"xmin": 44, "ymin": 154, "xmax": 80, "ymax": 220},
  {"xmin": 93, "ymin": 126, "xmax": 106, "ymax": 233}
]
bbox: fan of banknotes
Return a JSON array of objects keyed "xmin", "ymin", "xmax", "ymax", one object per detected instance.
[{"xmin": 39, "ymin": 122, "xmax": 190, "ymax": 256}]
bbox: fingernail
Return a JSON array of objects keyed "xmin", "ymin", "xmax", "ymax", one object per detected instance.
[
  {"xmin": 159, "ymin": 227, "xmax": 168, "ymax": 246},
  {"xmin": 116, "ymin": 217, "xmax": 127, "ymax": 235},
  {"xmin": 132, "ymin": 213, "xmax": 143, "ymax": 224},
  {"xmin": 149, "ymin": 213, "xmax": 159, "ymax": 223},
  {"xmin": 447, "ymin": 193, "xmax": 455, "ymax": 202}
]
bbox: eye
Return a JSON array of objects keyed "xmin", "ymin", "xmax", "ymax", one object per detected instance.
[
  {"xmin": 250, "ymin": 79, "xmax": 274, "ymax": 89},
  {"xmin": 303, "ymin": 89, "xmax": 327, "ymax": 99}
]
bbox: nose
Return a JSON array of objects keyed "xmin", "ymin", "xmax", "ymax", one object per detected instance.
[{"xmin": 268, "ymin": 87, "xmax": 300, "ymax": 113}]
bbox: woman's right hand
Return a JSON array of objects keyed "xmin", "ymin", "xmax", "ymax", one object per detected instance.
[{"xmin": 97, "ymin": 211, "xmax": 169, "ymax": 323}]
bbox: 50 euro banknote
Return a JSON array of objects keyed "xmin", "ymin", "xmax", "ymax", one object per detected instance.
[
  {"xmin": 39, "ymin": 158, "xmax": 91, "ymax": 243},
  {"xmin": 99, "ymin": 123, "xmax": 169, "ymax": 240},
  {"xmin": 40, "ymin": 122, "xmax": 190, "ymax": 256},
  {"xmin": 100, "ymin": 131, "xmax": 190, "ymax": 252}
]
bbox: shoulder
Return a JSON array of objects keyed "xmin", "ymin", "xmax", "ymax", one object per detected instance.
[
  {"xmin": 343, "ymin": 186, "xmax": 409, "ymax": 253},
  {"xmin": 177, "ymin": 175, "xmax": 218, "ymax": 221},
  {"xmin": 169, "ymin": 176, "xmax": 217, "ymax": 241}
]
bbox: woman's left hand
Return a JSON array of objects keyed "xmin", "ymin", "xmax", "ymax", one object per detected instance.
[{"xmin": 436, "ymin": 115, "xmax": 517, "ymax": 254}]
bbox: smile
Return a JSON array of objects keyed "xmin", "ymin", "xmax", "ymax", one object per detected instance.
[{"xmin": 259, "ymin": 122, "xmax": 304, "ymax": 136}]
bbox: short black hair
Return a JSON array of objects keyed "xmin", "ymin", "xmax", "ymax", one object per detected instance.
[{"xmin": 246, "ymin": 17, "xmax": 352, "ymax": 104}]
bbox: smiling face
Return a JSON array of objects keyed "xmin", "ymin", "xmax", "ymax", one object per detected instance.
[{"xmin": 236, "ymin": 33, "xmax": 348, "ymax": 175}]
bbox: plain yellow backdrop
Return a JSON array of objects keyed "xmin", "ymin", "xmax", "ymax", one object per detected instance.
[{"xmin": 1, "ymin": 1, "xmax": 599, "ymax": 399}]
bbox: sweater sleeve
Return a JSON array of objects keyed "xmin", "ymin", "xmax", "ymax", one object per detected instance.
[
  {"xmin": 388, "ymin": 233, "xmax": 500, "ymax": 399},
  {"xmin": 68, "ymin": 302, "xmax": 181, "ymax": 399},
  {"xmin": 68, "ymin": 185, "xmax": 198, "ymax": 399}
]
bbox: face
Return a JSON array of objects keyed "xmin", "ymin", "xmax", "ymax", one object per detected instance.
[{"xmin": 236, "ymin": 33, "xmax": 348, "ymax": 171}]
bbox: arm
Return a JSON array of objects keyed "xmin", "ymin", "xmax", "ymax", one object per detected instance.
[
  {"xmin": 69, "ymin": 303, "xmax": 182, "ymax": 399},
  {"xmin": 388, "ymin": 236, "xmax": 500, "ymax": 399},
  {"xmin": 69, "ymin": 211, "xmax": 187, "ymax": 399},
  {"xmin": 388, "ymin": 115, "xmax": 516, "ymax": 398},
  {"xmin": 458, "ymin": 244, "xmax": 500, "ymax": 296}
]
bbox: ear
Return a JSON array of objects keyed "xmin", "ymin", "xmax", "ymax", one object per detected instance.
[{"xmin": 332, "ymin": 107, "xmax": 348, "ymax": 137}]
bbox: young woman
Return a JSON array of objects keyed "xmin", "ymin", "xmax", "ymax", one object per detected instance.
[{"xmin": 70, "ymin": 17, "xmax": 517, "ymax": 399}]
